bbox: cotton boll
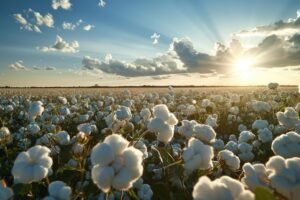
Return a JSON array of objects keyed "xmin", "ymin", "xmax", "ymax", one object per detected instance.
[
  {"xmin": 116, "ymin": 106, "xmax": 132, "ymax": 121},
  {"xmin": 252, "ymin": 120, "xmax": 269, "ymax": 130},
  {"xmin": 79, "ymin": 114, "xmax": 90, "ymax": 123},
  {"xmin": 212, "ymin": 139, "xmax": 225, "ymax": 151},
  {"xmin": 194, "ymin": 124, "xmax": 216, "ymax": 143},
  {"xmin": 59, "ymin": 106, "xmax": 70, "ymax": 116},
  {"xmin": 238, "ymin": 124, "xmax": 247, "ymax": 133},
  {"xmin": 91, "ymin": 143, "xmax": 115, "ymax": 166},
  {"xmin": 134, "ymin": 140, "xmax": 148, "ymax": 159},
  {"xmin": 251, "ymin": 100, "xmax": 271, "ymax": 113},
  {"xmin": 26, "ymin": 123, "xmax": 41, "ymax": 136},
  {"xmin": 140, "ymin": 108, "xmax": 151, "ymax": 121},
  {"xmin": 147, "ymin": 104, "xmax": 177, "ymax": 144},
  {"xmin": 12, "ymin": 145, "xmax": 53, "ymax": 184},
  {"xmin": 238, "ymin": 131, "xmax": 255, "ymax": 143},
  {"xmin": 46, "ymin": 181, "xmax": 72, "ymax": 200},
  {"xmin": 241, "ymin": 163, "xmax": 268, "ymax": 190},
  {"xmin": 266, "ymin": 156, "xmax": 300, "ymax": 200},
  {"xmin": 205, "ymin": 115, "xmax": 218, "ymax": 128},
  {"xmin": 225, "ymin": 141, "xmax": 238, "ymax": 154},
  {"xmin": 238, "ymin": 143, "xmax": 254, "ymax": 162},
  {"xmin": 137, "ymin": 184, "xmax": 153, "ymax": 200},
  {"xmin": 55, "ymin": 131, "xmax": 70, "ymax": 146},
  {"xmin": 182, "ymin": 137, "xmax": 213, "ymax": 173},
  {"xmin": 28, "ymin": 101, "xmax": 44, "ymax": 120},
  {"xmin": 0, "ymin": 127, "xmax": 11, "ymax": 147},
  {"xmin": 178, "ymin": 120, "xmax": 197, "ymax": 138},
  {"xmin": 92, "ymin": 166, "xmax": 114, "ymax": 193},
  {"xmin": 0, "ymin": 181, "xmax": 13, "ymax": 200},
  {"xmin": 58, "ymin": 96, "xmax": 68, "ymax": 104},
  {"xmin": 229, "ymin": 106, "xmax": 239, "ymax": 115},
  {"xmin": 229, "ymin": 134, "xmax": 237, "ymax": 142},
  {"xmin": 77, "ymin": 123, "xmax": 92, "ymax": 135},
  {"xmin": 271, "ymin": 131, "xmax": 300, "ymax": 158},
  {"xmin": 257, "ymin": 128, "xmax": 273, "ymax": 143},
  {"xmin": 91, "ymin": 134, "xmax": 143, "ymax": 192},
  {"xmin": 218, "ymin": 150, "xmax": 240, "ymax": 171},
  {"xmin": 276, "ymin": 107, "xmax": 300, "ymax": 129},
  {"xmin": 166, "ymin": 113, "xmax": 178, "ymax": 126},
  {"xmin": 153, "ymin": 104, "xmax": 170, "ymax": 121},
  {"xmin": 103, "ymin": 134, "xmax": 129, "ymax": 155},
  {"xmin": 156, "ymin": 124, "xmax": 174, "ymax": 144},
  {"xmin": 192, "ymin": 176, "xmax": 254, "ymax": 200}
]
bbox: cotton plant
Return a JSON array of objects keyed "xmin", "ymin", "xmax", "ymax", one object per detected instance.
[
  {"xmin": 178, "ymin": 120, "xmax": 197, "ymax": 139},
  {"xmin": 225, "ymin": 141, "xmax": 238, "ymax": 154},
  {"xmin": 276, "ymin": 107, "xmax": 300, "ymax": 129},
  {"xmin": 250, "ymin": 100, "xmax": 271, "ymax": 113},
  {"xmin": 28, "ymin": 101, "xmax": 44, "ymax": 121},
  {"xmin": 205, "ymin": 114, "xmax": 218, "ymax": 128},
  {"xmin": 238, "ymin": 131, "xmax": 255, "ymax": 143},
  {"xmin": 194, "ymin": 124, "xmax": 216, "ymax": 143},
  {"xmin": 12, "ymin": 145, "xmax": 53, "ymax": 184},
  {"xmin": 241, "ymin": 163, "xmax": 269, "ymax": 190},
  {"xmin": 252, "ymin": 120, "xmax": 269, "ymax": 130},
  {"xmin": 43, "ymin": 181, "xmax": 72, "ymax": 200},
  {"xmin": 257, "ymin": 128, "xmax": 273, "ymax": 143},
  {"xmin": 192, "ymin": 176, "xmax": 254, "ymax": 200},
  {"xmin": 147, "ymin": 104, "xmax": 178, "ymax": 144},
  {"xmin": 115, "ymin": 106, "xmax": 132, "ymax": 121},
  {"xmin": 182, "ymin": 137, "xmax": 214, "ymax": 174},
  {"xmin": 217, "ymin": 149, "xmax": 240, "ymax": 172},
  {"xmin": 212, "ymin": 139, "xmax": 225, "ymax": 151},
  {"xmin": 91, "ymin": 134, "xmax": 143, "ymax": 192},
  {"xmin": 266, "ymin": 156, "xmax": 300, "ymax": 200},
  {"xmin": 271, "ymin": 131, "xmax": 300, "ymax": 158},
  {"xmin": 238, "ymin": 143, "xmax": 255, "ymax": 162}
]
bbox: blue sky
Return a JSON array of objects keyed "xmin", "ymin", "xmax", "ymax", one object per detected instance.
[{"xmin": 1, "ymin": 0, "xmax": 300, "ymax": 86}]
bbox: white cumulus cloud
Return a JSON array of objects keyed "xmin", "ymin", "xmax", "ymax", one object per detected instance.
[
  {"xmin": 52, "ymin": 0, "xmax": 72, "ymax": 10},
  {"xmin": 38, "ymin": 35, "xmax": 79, "ymax": 53}
]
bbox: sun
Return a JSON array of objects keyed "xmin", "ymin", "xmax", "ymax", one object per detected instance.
[{"xmin": 234, "ymin": 57, "xmax": 253, "ymax": 72}]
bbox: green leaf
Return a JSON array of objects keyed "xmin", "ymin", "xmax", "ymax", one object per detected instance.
[
  {"xmin": 254, "ymin": 186, "xmax": 275, "ymax": 200},
  {"xmin": 157, "ymin": 146, "xmax": 175, "ymax": 166}
]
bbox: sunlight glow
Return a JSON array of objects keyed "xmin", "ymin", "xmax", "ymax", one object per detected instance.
[
  {"xmin": 233, "ymin": 57, "xmax": 257, "ymax": 83},
  {"xmin": 234, "ymin": 58, "xmax": 253, "ymax": 72}
]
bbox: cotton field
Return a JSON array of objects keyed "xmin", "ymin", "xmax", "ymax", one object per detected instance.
[{"xmin": 0, "ymin": 85, "xmax": 300, "ymax": 200}]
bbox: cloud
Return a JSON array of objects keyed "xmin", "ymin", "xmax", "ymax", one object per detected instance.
[
  {"xmin": 82, "ymin": 49, "xmax": 186, "ymax": 76},
  {"xmin": 29, "ymin": 9, "xmax": 54, "ymax": 28},
  {"xmin": 52, "ymin": 0, "xmax": 72, "ymax": 10},
  {"xmin": 150, "ymin": 33, "xmax": 160, "ymax": 44},
  {"xmin": 62, "ymin": 19, "xmax": 82, "ymax": 30},
  {"xmin": 38, "ymin": 35, "xmax": 79, "ymax": 53},
  {"xmin": 242, "ymin": 34, "xmax": 300, "ymax": 68},
  {"xmin": 13, "ymin": 9, "xmax": 54, "ymax": 33},
  {"xmin": 10, "ymin": 60, "xmax": 27, "ymax": 70},
  {"xmin": 99, "ymin": 0, "xmax": 106, "ymax": 7},
  {"xmin": 151, "ymin": 75, "xmax": 172, "ymax": 80},
  {"xmin": 236, "ymin": 10, "xmax": 300, "ymax": 37},
  {"xmin": 32, "ymin": 66, "xmax": 57, "ymax": 70},
  {"xmin": 81, "ymin": 32, "xmax": 300, "ymax": 77},
  {"xmin": 83, "ymin": 24, "xmax": 95, "ymax": 31},
  {"xmin": 81, "ymin": 37, "xmax": 243, "ymax": 77}
]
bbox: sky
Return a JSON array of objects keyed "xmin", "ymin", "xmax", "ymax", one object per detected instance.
[{"xmin": 1, "ymin": 0, "xmax": 300, "ymax": 86}]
